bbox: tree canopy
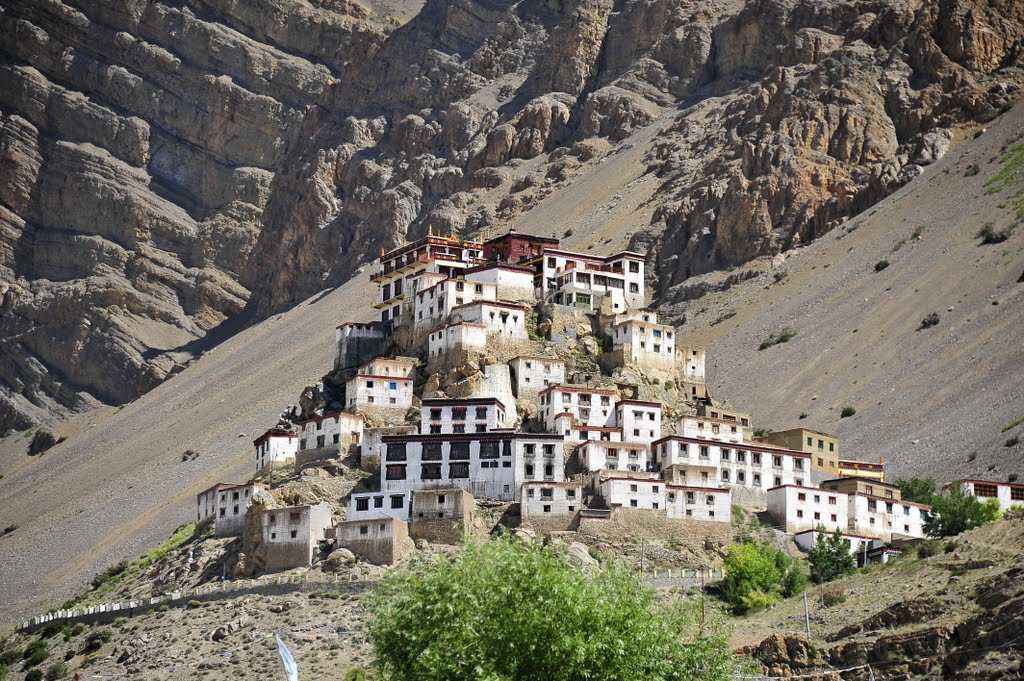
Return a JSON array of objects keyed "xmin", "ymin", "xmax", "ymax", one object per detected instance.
[
  {"xmin": 807, "ymin": 528, "xmax": 857, "ymax": 583},
  {"xmin": 925, "ymin": 487, "xmax": 1001, "ymax": 537},
  {"xmin": 368, "ymin": 538, "xmax": 739, "ymax": 681},
  {"xmin": 719, "ymin": 541, "xmax": 806, "ymax": 613},
  {"xmin": 896, "ymin": 478, "xmax": 937, "ymax": 505}
]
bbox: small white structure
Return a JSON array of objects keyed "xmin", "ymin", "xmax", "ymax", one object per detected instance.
[
  {"xmin": 213, "ymin": 482, "xmax": 267, "ymax": 537},
  {"xmin": 419, "ymin": 397, "xmax": 507, "ymax": 434},
  {"xmin": 540, "ymin": 384, "xmax": 619, "ymax": 432},
  {"xmin": 653, "ymin": 436, "xmax": 812, "ymax": 490},
  {"xmin": 610, "ymin": 318, "xmax": 676, "ymax": 370},
  {"xmin": 376, "ymin": 432, "xmax": 565, "ymax": 505},
  {"xmin": 766, "ymin": 484, "xmax": 848, "ymax": 534},
  {"xmin": 846, "ymin": 493, "xmax": 928, "ymax": 540},
  {"xmin": 793, "ymin": 529, "xmax": 879, "ymax": 563},
  {"xmin": 413, "ymin": 278, "xmax": 497, "ymax": 334},
  {"xmin": 553, "ymin": 413, "xmax": 623, "ymax": 442},
  {"xmin": 509, "ymin": 356, "xmax": 565, "ymax": 398},
  {"xmin": 450, "ymin": 300, "xmax": 529, "ymax": 340},
  {"xmin": 521, "ymin": 481, "xmax": 583, "ymax": 518},
  {"xmin": 677, "ymin": 346, "xmax": 706, "ymax": 383},
  {"xmin": 615, "ymin": 400, "xmax": 662, "ymax": 443},
  {"xmin": 346, "ymin": 356, "xmax": 417, "ymax": 411},
  {"xmin": 948, "ymin": 479, "xmax": 1024, "ymax": 512},
  {"xmin": 665, "ymin": 484, "xmax": 731, "ymax": 522},
  {"xmin": 255, "ymin": 503, "xmax": 334, "ymax": 571},
  {"xmin": 465, "ymin": 263, "xmax": 535, "ymax": 301},
  {"xmin": 254, "ymin": 428, "xmax": 299, "ymax": 474},
  {"xmin": 677, "ymin": 415, "xmax": 749, "ymax": 443},
  {"xmin": 600, "ymin": 475, "xmax": 666, "ymax": 511},
  {"xmin": 296, "ymin": 411, "xmax": 364, "ymax": 465},
  {"xmin": 577, "ymin": 440, "xmax": 652, "ymax": 472},
  {"xmin": 427, "ymin": 321, "xmax": 487, "ymax": 360},
  {"xmin": 196, "ymin": 482, "xmax": 235, "ymax": 527},
  {"xmin": 537, "ymin": 248, "xmax": 645, "ymax": 310}
]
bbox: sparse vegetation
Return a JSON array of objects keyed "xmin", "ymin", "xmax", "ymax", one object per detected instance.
[
  {"xmin": 28, "ymin": 429, "xmax": 63, "ymax": 456},
  {"xmin": 808, "ymin": 529, "xmax": 857, "ymax": 583},
  {"xmin": 925, "ymin": 488, "xmax": 1002, "ymax": 537},
  {"xmin": 798, "ymin": 412, "xmax": 808, "ymax": 420},
  {"xmin": 180, "ymin": 449, "xmax": 200, "ymax": 462},
  {"xmin": 874, "ymin": 259, "xmax": 889, "ymax": 272},
  {"xmin": 44, "ymin": 662, "xmax": 67, "ymax": 680},
  {"xmin": 22, "ymin": 640, "xmax": 48, "ymax": 668},
  {"xmin": 25, "ymin": 670, "xmax": 43, "ymax": 681},
  {"xmin": 964, "ymin": 163, "xmax": 980, "ymax": 177},
  {"xmin": 1002, "ymin": 415, "xmax": 1024, "ymax": 432},
  {"xmin": 840, "ymin": 406, "xmax": 856, "ymax": 418},
  {"xmin": 758, "ymin": 328, "xmax": 797, "ymax": 350},
  {"xmin": 77, "ymin": 524, "xmax": 195, "ymax": 605},
  {"xmin": 772, "ymin": 271, "xmax": 787, "ymax": 284},
  {"xmin": 719, "ymin": 541, "xmax": 806, "ymax": 614},
  {"xmin": 821, "ymin": 588, "xmax": 847, "ymax": 607},
  {"xmin": 983, "ymin": 142, "xmax": 1024, "ymax": 218},
  {"xmin": 368, "ymin": 538, "xmax": 739, "ymax": 681},
  {"xmin": 918, "ymin": 312, "xmax": 941, "ymax": 330},
  {"xmin": 976, "ymin": 222, "xmax": 1013, "ymax": 244},
  {"xmin": 1006, "ymin": 436, "xmax": 1020, "ymax": 447}
]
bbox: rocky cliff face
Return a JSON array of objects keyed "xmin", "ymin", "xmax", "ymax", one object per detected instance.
[{"xmin": 1, "ymin": 0, "xmax": 1022, "ymax": 432}]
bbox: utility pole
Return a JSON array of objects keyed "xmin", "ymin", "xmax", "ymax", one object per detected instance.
[
  {"xmin": 803, "ymin": 591, "xmax": 811, "ymax": 638},
  {"xmin": 699, "ymin": 566, "xmax": 706, "ymax": 636},
  {"xmin": 639, "ymin": 537, "xmax": 645, "ymax": 573}
]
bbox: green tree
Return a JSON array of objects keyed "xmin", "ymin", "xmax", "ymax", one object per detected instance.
[
  {"xmin": 368, "ymin": 538, "xmax": 738, "ymax": 681},
  {"xmin": 720, "ymin": 542, "xmax": 806, "ymax": 613},
  {"xmin": 807, "ymin": 529, "xmax": 857, "ymax": 583},
  {"xmin": 896, "ymin": 478, "xmax": 937, "ymax": 505},
  {"xmin": 925, "ymin": 488, "xmax": 1002, "ymax": 537}
]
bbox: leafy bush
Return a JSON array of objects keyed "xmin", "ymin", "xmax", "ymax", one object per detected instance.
[
  {"xmin": 719, "ymin": 542, "xmax": 805, "ymax": 614},
  {"xmin": 44, "ymin": 662, "xmax": 67, "ymax": 680},
  {"xmin": 758, "ymin": 328, "xmax": 797, "ymax": 351},
  {"xmin": 22, "ymin": 640, "xmax": 48, "ymax": 668},
  {"xmin": 944, "ymin": 541, "xmax": 958, "ymax": 553},
  {"xmin": 822, "ymin": 588, "xmax": 847, "ymax": 607},
  {"xmin": 916, "ymin": 541, "xmax": 940, "ymax": 558},
  {"xmin": 368, "ymin": 538, "xmax": 738, "ymax": 681},
  {"xmin": 840, "ymin": 406, "xmax": 856, "ymax": 418},
  {"xmin": 26, "ymin": 670, "xmax": 43, "ymax": 681},
  {"xmin": 896, "ymin": 478, "xmax": 937, "ymax": 505},
  {"xmin": 918, "ymin": 312, "xmax": 941, "ymax": 330},
  {"xmin": 798, "ymin": 412, "xmax": 808, "ymax": 420},
  {"xmin": 874, "ymin": 260, "xmax": 890, "ymax": 272},
  {"xmin": 976, "ymin": 223, "xmax": 1011, "ymax": 244},
  {"xmin": 808, "ymin": 529, "xmax": 856, "ymax": 583},
  {"xmin": 1006, "ymin": 436, "xmax": 1020, "ymax": 447},
  {"xmin": 964, "ymin": 163, "xmax": 979, "ymax": 177},
  {"xmin": 925, "ymin": 488, "xmax": 1002, "ymax": 537}
]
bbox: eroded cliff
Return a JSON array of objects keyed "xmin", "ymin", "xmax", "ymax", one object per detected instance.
[{"xmin": 1, "ymin": 0, "xmax": 1022, "ymax": 432}]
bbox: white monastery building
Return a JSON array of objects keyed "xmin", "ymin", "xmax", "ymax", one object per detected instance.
[
  {"xmin": 427, "ymin": 321, "xmax": 487, "ymax": 360},
  {"xmin": 509, "ymin": 355, "xmax": 565, "ymax": 398},
  {"xmin": 346, "ymin": 356, "xmax": 417, "ymax": 411},
  {"xmin": 254, "ymin": 427, "xmax": 299, "ymax": 474},
  {"xmin": 948, "ymin": 479, "xmax": 1024, "ymax": 512},
  {"xmin": 419, "ymin": 397, "xmax": 508, "ymax": 433}
]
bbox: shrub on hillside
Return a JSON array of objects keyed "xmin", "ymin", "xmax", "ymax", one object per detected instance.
[
  {"xmin": 368, "ymin": 538, "xmax": 738, "ymax": 681},
  {"xmin": 808, "ymin": 529, "xmax": 857, "ymax": 583},
  {"xmin": 840, "ymin": 406, "xmax": 856, "ymax": 418},
  {"xmin": 918, "ymin": 312, "xmax": 941, "ymax": 330},
  {"xmin": 44, "ymin": 662, "xmax": 67, "ymax": 680},
  {"xmin": 925, "ymin": 488, "xmax": 1002, "ymax": 537},
  {"xmin": 874, "ymin": 260, "xmax": 890, "ymax": 272},
  {"xmin": 22, "ymin": 640, "xmax": 48, "ymax": 668},
  {"xmin": 822, "ymin": 588, "xmax": 847, "ymax": 607},
  {"xmin": 896, "ymin": 478, "xmax": 937, "ymax": 505},
  {"xmin": 758, "ymin": 328, "xmax": 797, "ymax": 351},
  {"xmin": 25, "ymin": 670, "xmax": 43, "ymax": 681},
  {"xmin": 719, "ymin": 541, "xmax": 806, "ymax": 614}
]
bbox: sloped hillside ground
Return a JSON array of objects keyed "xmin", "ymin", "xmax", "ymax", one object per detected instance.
[
  {"xmin": 2, "ymin": 0, "xmax": 1023, "ymax": 435},
  {"xmin": 659, "ymin": 101, "xmax": 1024, "ymax": 481},
  {"xmin": 735, "ymin": 515, "xmax": 1024, "ymax": 680},
  {"xmin": 1, "ymin": 0, "xmax": 1023, "ymax": 627},
  {"xmin": 0, "ymin": 275, "xmax": 375, "ymax": 623}
]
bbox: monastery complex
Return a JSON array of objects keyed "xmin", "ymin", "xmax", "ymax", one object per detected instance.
[{"xmin": 196, "ymin": 231, "xmax": 1014, "ymax": 571}]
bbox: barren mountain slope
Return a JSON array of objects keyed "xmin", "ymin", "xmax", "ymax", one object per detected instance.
[
  {"xmin": 0, "ymin": 274, "xmax": 375, "ymax": 622},
  {"xmin": 2, "ymin": 0, "xmax": 1023, "ymax": 433},
  {"xmin": 660, "ymin": 102, "xmax": 1024, "ymax": 481}
]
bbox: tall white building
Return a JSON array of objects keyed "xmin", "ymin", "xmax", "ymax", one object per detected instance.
[
  {"xmin": 419, "ymin": 397, "xmax": 508, "ymax": 433},
  {"xmin": 346, "ymin": 357, "xmax": 417, "ymax": 411}
]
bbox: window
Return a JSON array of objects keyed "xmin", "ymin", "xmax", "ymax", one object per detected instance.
[
  {"xmin": 449, "ymin": 442, "xmax": 470, "ymax": 460},
  {"xmin": 479, "ymin": 441, "xmax": 499, "ymax": 459},
  {"xmin": 828, "ymin": 496, "xmax": 837, "ymax": 505},
  {"xmin": 374, "ymin": 496, "xmax": 383, "ymax": 508},
  {"xmin": 359, "ymin": 525, "xmax": 368, "ymax": 536},
  {"xmin": 386, "ymin": 443, "xmax": 407, "ymax": 461},
  {"xmin": 797, "ymin": 510, "xmax": 804, "ymax": 518},
  {"xmin": 630, "ymin": 499, "xmax": 638, "ymax": 508},
  {"xmin": 831, "ymin": 514, "xmax": 837, "ymax": 522},
  {"xmin": 422, "ymin": 443, "xmax": 443, "ymax": 460},
  {"xmin": 773, "ymin": 456, "xmax": 782, "ymax": 468},
  {"xmin": 429, "ymin": 408, "xmax": 442, "ymax": 420},
  {"xmin": 449, "ymin": 462, "xmax": 469, "ymax": 478},
  {"xmin": 1012, "ymin": 487, "xmax": 1024, "ymax": 501},
  {"xmin": 290, "ymin": 530, "xmax": 298, "ymax": 539},
  {"xmin": 356, "ymin": 498, "xmax": 369, "ymax": 511},
  {"xmin": 452, "ymin": 407, "xmax": 467, "ymax": 420},
  {"xmin": 475, "ymin": 406, "xmax": 488, "ymax": 419},
  {"xmin": 385, "ymin": 464, "xmax": 406, "ymax": 480},
  {"xmin": 317, "ymin": 435, "xmax": 325, "ymax": 448},
  {"xmin": 421, "ymin": 463, "xmax": 442, "ymax": 479},
  {"xmin": 974, "ymin": 483, "xmax": 998, "ymax": 498},
  {"xmin": 629, "ymin": 261, "xmax": 640, "ymax": 273},
  {"xmin": 388, "ymin": 381, "xmax": 397, "ymax": 390}
]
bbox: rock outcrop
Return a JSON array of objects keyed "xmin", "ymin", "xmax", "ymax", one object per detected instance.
[{"xmin": 2, "ymin": 0, "xmax": 1023, "ymax": 432}]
